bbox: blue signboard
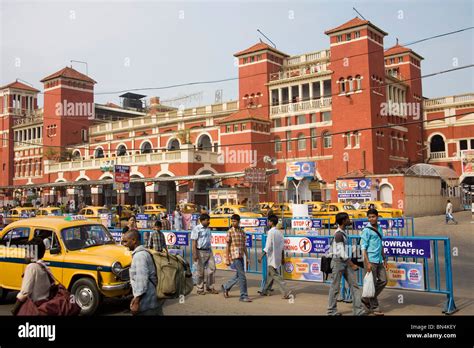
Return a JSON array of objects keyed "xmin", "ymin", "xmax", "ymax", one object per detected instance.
[
  {"xmin": 311, "ymin": 219, "xmax": 322, "ymax": 229},
  {"xmin": 164, "ymin": 232, "xmax": 189, "ymax": 246},
  {"xmin": 111, "ymin": 231, "xmax": 122, "ymax": 243},
  {"xmin": 245, "ymin": 234, "xmax": 253, "ymax": 248},
  {"xmin": 383, "ymin": 238, "xmax": 431, "ymax": 258},
  {"xmin": 354, "ymin": 218, "xmax": 405, "ymax": 230},
  {"xmin": 287, "ymin": 161, "xmax": 316, "ymax": 180},
  {"xmin": 136, "ymin": 214, "xmax": 148, "ymax": 220}
]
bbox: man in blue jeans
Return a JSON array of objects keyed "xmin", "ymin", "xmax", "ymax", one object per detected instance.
[{"xmin": 221, "ymin": 214, "xmax": 252, "ymax": 302}]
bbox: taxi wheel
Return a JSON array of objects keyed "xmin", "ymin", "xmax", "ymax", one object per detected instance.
[{"xmin": 71, "ymin": 278, "xmax": 101, "ymax": 316}]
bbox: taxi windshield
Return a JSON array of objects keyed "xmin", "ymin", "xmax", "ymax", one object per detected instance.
[
  {"xmin": 381, "ymin": 203, "xmax": 392, "ymax": 208},
  {"xmin": 343, "ymin": 205, "xmax": 356, "ymax": 210},
  {"xmin": 61, "ymin": 224, "xmax": 115, "ymax": 250},
  {"xmin": 97, "ymin": 209, "xmax": 110, "ymax": 214}
]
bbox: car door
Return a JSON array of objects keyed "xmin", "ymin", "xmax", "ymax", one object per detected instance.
[
  {"xmin": 0, "ymin": 226, "xmax": 31, "ymax": 289},
  {"xmin": 34, "ymin": 228, "xmax": 64, "ymax": 283}
]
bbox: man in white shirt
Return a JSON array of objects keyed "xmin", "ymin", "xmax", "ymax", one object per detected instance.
[
  {"xmin": 445, "ymin": 200, "xmax": 458, "ymax": 224},
  {"xmin": 258, "ymin": 215, "xmax": 293, "ymax": 299}
]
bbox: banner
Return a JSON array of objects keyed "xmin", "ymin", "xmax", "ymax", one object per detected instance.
[
  {"xmin": 213, "ymin": 249, "xmax": 247, "ymax": 271},
  {"xmin": 354, "ymin": 218, "xmax": 405, "ymax": 230},
  {"xmin": 337, "ymin": 190, "xmax": 372, "ymax": 199},
  {"xmin": 136, "ymin": 214, "xmax": 149, "ymax": 229},
  {"xmin": 336, "ymin": 178, "xmax": 372, "ymax": 191},
  {"xmin": 386, "ymin": 261, "xmax": 425, "ymax": 291},
  {"xmin": 383, "ymin": 238, "xmax": 431, "ymax": 258},
  {"xmin": 291, "ymin": 218, "xmax": 323, "ymax": 229},
  {"xmin": 163, "ymin": 232, "xmax": 189, "ymax": 246},
  {"xmin": 283, "ymin": 257, "xmax": 324, "ymax": 282},
  {"xmin": 110, "ymin": 230, "xmax": 122, "ymax": 243},
  {"xmin": 211, "ymin": 232, "xmax": 252, "ymax": 248},
  {"xmin": 284, "ymin": 236, "xmax": 329, "ymax": 254},
  {"xmin": 240, "ymin": 218, "xmax": 267, "ymax": 227},
  {"xmin": 287, "ymin": 161, "xmax": 316, "ymax": 180},
  {"xmin": 100, "ymin": 213, "xmax": 112, "ymax": 228}
]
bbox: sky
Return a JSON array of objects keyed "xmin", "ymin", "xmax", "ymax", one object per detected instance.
[{"xmin": 1, "ymin": 0, "xmax": 473, "ymax": 108}]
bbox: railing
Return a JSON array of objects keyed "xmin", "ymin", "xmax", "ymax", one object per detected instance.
[
  {"xmin": 270, "ymin": 97, "xmax": 332, "ymax": 115},
  {"xmin": 270, "ymin": 63, "xmax": 329, "ymax": 82},
  {"xmin": 424, "ymin": 93, "xmax": 474, "ymax": 108},
  {"xmin": 14, "ymin": 137, "xmax": 42, "ymax": 148},
  {"xmin": 430, "ymin": 151, "xmax": 447, "ymax": 159},
  {"xmin": 285, "ymin": 49, "xmax": 330, "ymax": 66}
]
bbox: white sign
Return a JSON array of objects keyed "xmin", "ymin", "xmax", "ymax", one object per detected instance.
[
  {"xmin": 284, "ymin": 236, "xmax": 312, "ymax": 253},
  {"xmin": 100, "ymin": 213, "xmax": 112, "ymax": 228},
  {"xmin": 240, "ymin": 218, "xmax": 261, "ymax": 227},
  {"xmin": 292, "ymin": 204, "xmax": 309, "ymax": 217},
  {"xmin": 211, "ymin": 232, "xmax": 228, "ymax": 248},
  {"xmin": 291, "ymin": 218, "xmax": 313, "ymax": 229}
]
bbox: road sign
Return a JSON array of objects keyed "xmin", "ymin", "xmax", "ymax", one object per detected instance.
[
  {"xmin": 114, "ymin": 165, "xmax": 130, "ymax": 183},
  {"xmin": 244, "ymin": 167, "xmax": 266, "ymax": 183}
]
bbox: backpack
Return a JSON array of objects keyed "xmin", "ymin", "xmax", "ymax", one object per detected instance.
[
  {"xmin": 320, "ymin": 256, "xmax": 332, "ymax": 280},
  {"xmin": 146, "ymin": 249, "xmax": 193, "ymax": 299}
]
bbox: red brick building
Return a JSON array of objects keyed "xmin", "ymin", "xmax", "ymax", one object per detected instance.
[{"xmin": 1, "ymin": 17, "xmax": 472, "ymax": 211}]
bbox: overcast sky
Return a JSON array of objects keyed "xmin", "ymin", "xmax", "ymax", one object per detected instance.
[{"xmin": 1, "ymin": 0, "xmax": 473, "ymax": 108}]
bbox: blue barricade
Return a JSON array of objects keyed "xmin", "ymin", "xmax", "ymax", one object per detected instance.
[{"xmin": 349, "ymin": 217, "xmax": 415, "ymax": 236}]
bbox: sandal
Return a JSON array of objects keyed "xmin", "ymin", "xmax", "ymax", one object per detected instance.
[
  {"xmin": 206, "ymin": 288, "xmax": 219, "ymax": 295},
  {"xmin": 197, "ymin": 290, "xmax": 206, "ymax": 295}
]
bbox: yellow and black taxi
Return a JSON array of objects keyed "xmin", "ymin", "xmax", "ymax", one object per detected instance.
[
  {"xmin": 142, "ymin": 204, "xmax": 167, "ymax": 219},
  {"xmin": 78, "ymin": 206, "xmax": 120, "ymax": 225},
  {"xmin": 5, "ymin": 207, "xmax": 37, "ymax": 224},
  {"xmin": 36, "ymin": 207, "xmax": 63, "ymax": 217},
  {"xmin": 314, "ymin": 202, "xmax": 366, "ymax": 225},
  {"xmin": 110, "ymin": 205, "xmax": 134, "ymax": 220},
  {"xmin": 358, "ymin": 201, "xmax": 403, "ymax": 218},
  {"xmin": 209, "ymin": 204, "xmax": 262, "ymax": 229},
  {"xmin": 0, "ymin": 216, "xmax": 131, "ymax": 315},
  {"xmin": 271, "ymin": 203, "xmax": 293, "ymax": 218}
]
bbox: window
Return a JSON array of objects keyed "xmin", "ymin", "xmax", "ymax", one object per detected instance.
[
  {"xmin": 274, "ymin": 118, "xmax": 281, "ymax": 128},
  {"xmin": 460, "ymin": 140, "xmax": 468, "ymax": 150},
  {"xmin": 274, "ymin": 137, "xmax": 282, "ymax": 152},
  {"xmin": 339, "ymin": 78, "xmax": 346, "ymax": 93},
  {"xmin": 323, "ymin": 132, "xmax": 332, "ymax": 148},
  {"xmin": 243, "ymin": 58, "xmax": 247, "ymax": 64},
  {"xmin": 310, "ymin": 113, "xmax": 317, "ymax": 123},
  {"xmin": 250, "ymin": 56, "xmax": 255, "ymax": 62},
  {"xmin": 117, "ymin": 145, "xmax": 127, "ymax": 156},
  {"xmin": 1, "ymin": 227, "xmax": 30, "ymax": 246},
  {"xmin": 81, "ymin": 129, "xmax": 88, "ymax": 142},
  {"xmin": 354, "ymin": 31, "xmax": 360, "ymax": 38},
  {"xmin": 242, "ymin": 123, "xmax": 247, "ymax": 131},
  {"xmin": 390, "ymin": 58, "xmax": 395, "ymax": 64},
  {"xmin": 345, "ymin": 132, "xmax": 351, "ymax": 148},
  {"xmin": 95, "ymin": 147, "xmax": 104, "ymax": 159},
  {"xmin": 355, "ymin": 75, "xmax": 362, "ymax": 90},
  {"xmin": 337, "ymin": 35, "xmax": 342, "ymax": 42},
  {"xmin": 286, "ymin": 116, "xmax": 292, "ymax": 126},
  {"xmin": 234, "ymin": 124, "xmax": 239, "ymax": 132},
  {"xmin": 297, "ymin": 133, "xmax": 306, "ymax": 150},
  {"xmin": 348, "ymin": 76, "xmax": 354, "ymax": 92},
  {"xmin": 353, "ymin": 131, "xmax": 360, "ymax": 148},
  {"xmin": 398, "ymin": 57, "xmax": 403, "ymax": 63},
  {"xmin": 322, "ymin": 111, "xmax": 332, "ymax": 122},
  {"xmin": 226, "ymin": 125, "xmax": 231, "ymax": 133},
  {"xmin": 141, "ymin": 142, "xmax": 152, "ymax": 154},
  {"xmin": 311, "ymin": 129, "xmax": 317, "ymax": 149},
  {"xmin": 346, "ymin": 33, "xmax": 351, "ymax": 41},
  {"xmin": 297, "ymin": 115, "xmax": 306, "ymax": 125},
  {"xmin": 286, "ymin": 131, "xmax": 292, "ymax": 151}
]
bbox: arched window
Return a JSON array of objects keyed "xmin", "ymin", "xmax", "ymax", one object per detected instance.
[
  {"xmin": 141, "ymin": 141, "xmax": 152, "ymax": 154},
  {"xmin": 117, "ymin": 145, "xmax": 127, "ymax": 156},
  {"xmin": 297, "ymin": 133, "xmax": 306, "ymax": 150},
  {"xmin": 274, "ymin": 137, "xmax": 282, "ymax": 152},
  {"xmin": 429, "ymin": 134, "xmax": 445, "ymax": 153},
  {"xmin": 355, "ymin": 75, "xmax": 362, "ymax": 90},
  {"xmin": 168, "ymin": 138, "xmax": 180, "ymax": 151},
  {"xmin": 197, "ymin": 134, "xmax": 212, "ymax": 151},
  {"xmin": 72, "ymin": 150, "xmax": 82, "ymax": 160},
  {"xmin": 339, "ymin": 78, "xmax": 346, "ymax": 93},
  {"xmin": 348, "ymin": 76, "xmax": 354, "ymax": 92},
  {"xmin": 95, "ymin": 147, "xmax": 104, "ymax": 159}
]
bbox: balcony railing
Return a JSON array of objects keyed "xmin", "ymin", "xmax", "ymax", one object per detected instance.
[
  {"xmin": 285, "ymin": 49, "xmax": 330, "ymax": 66},
  {"xmin": 44, "ymin": 149, "xmax": 220, "ymax": 174},
  {"xmin": 14, "ymin": 137, "xmax": 43, "ymax": 148},
  {"xmin": 270, "ymin": 97, "xmax": 332, "ymax": 115},
  {"xmin": 424, "ymin": 93, "xmax": 474, "ymax": 108},
  {"xmin": 430, "ymin": 151, "xmax": 447, "ymax": 159},
  {"xmin": 269, "ymin": 63, "xmax": 329, "ymax": 82}
]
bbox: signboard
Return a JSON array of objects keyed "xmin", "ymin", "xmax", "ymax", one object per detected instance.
[
  {"xmin": 283, "ymin": 257, "xmax": 324, "ymax": 282},
  {"xmin": 244, "ymin": 167, "xmax": 266, "ymax": 183},
  {"xmin": 337, "ymin": 190, "xmax": 372, "ymax": 199},
  {"xmin": 114, "ymin": 165, "xmax": 130, "ymax": 183},
  {"xmin": 353, "ymin": 219, "xmax": 405, "ymax": 231},
  {"xmin": 100, "ymin": 213, "xmax": 112, "ymax": 228},
  {"xmin": 386, "ymin": 261, "xmax": 425, "ymax": 291},
  {"xmin": 291, "ymin": 218, "xmax": 322, "ymax": 229},
  {"xmin": 287, "ymin": 161, "xmax": 316, "ymax": 180},
  {"xmin": 461, "ymin": 150, "xmax": 474, "ymax": 174},
  {"xmin": 383, "ymin": 238, "xmax": 431, "ymax": 258},
  {"xmin": 284, "ymin": 236, "xmax": 329, "ymax": 254},
  {"xmin": 136, "ymin": 214, "xmax": 149, "ymax": 229},
  {"xmin": 240, "ymin": 218, "xmax": 267, "ymax": 227},
  {"xmin": 111, "ymin": 231, "xmax": 122, "ymax": 243},
  {"xmin": 211, "ymin": 232, "xmax": 252, "ymax": 248},
  {"xmin": 163, "ymin": 232, "xmax": 189, "ymax": 246},
  {"xmin": 336, "ymin": 178, "xmax": 372, "ymax": 191}
]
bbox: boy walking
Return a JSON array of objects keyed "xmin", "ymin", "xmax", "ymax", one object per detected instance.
[
  {"xmin": 147, "ymin": 220, "xmax": 167, "ymax": 252},
  {"xmin": 360, "ymin": 209, "xmax": 387, "ymax": 316},
  {"xmin": 258, "ymin": 215, "xmax": 293, "ymax": 299},
  {"xmin": 221, "ymin": 214, "xmax": 252, "ymax": 302},
  {"xmin": 445, "ymin": 200, "xmax": 458, "ymax": 224},
  {"xmin": 327, "ymin": 212, "xmax": 366, "ymax": 316}
]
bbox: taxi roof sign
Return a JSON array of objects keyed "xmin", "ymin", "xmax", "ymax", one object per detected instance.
[{"xmin": 65, "ymin": 215, "xmax": 88, "ymax": 221}]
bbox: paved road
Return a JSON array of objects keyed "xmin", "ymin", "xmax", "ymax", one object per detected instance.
[{"xmin": 1, "ymin": 211, "xmax": 472, "ymax": 316}]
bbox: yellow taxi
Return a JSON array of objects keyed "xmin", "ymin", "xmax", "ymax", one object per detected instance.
[
  {"xmin": 78, "ymin": 206, "xmax": 120, "ymax": 225},
  {"xmin": 271, "ymin": 203, "xmax": 293, "ymax": 218},
  {"xmin": 210, "ymin": 204, "xmax": 262, "ymax": 230},
  {"xmin": 258, "ymin": 202, "xmax": 275, "ymax": 215},
  {"xmin": 0, "ymin": 216, "xmax": 131, "ymax": 315},
  {"xmin": 110, "ymin": 205, "xmax": 134, "ymax": 220},
  {"xmin": 358, "ymin": 201, "xmax": 403, "ymax": 218},
  {"xmin": 36, "ymin": 207, "xmax": 63, "ymax": 217},
  {"xmin": 306, "ymin": 201, "xmax": 325, "ymax": 217},
  {"xmin": 314, "ymin": 203, "xmax": 366, "ymax": 225},
  {"xmin": 143, "ymin": 204, "xmax": 167, "ymax": 219},
  {"xmin": 178, "ymin": 202, "xmax": 198, "ymax": 214},
  {"xmin": 6, "ymin": 207, "xmax": 37, "ymax": 224}
]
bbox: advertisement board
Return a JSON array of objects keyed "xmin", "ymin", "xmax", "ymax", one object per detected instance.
[
  {"xmin": 287, "ymin": 161, "xmax": 316, "ymax": 180},
  {"xmin": 283, "ymin": 257, "xmax": 324, "ymax": 282},
  {"xmin": 386, "ymin": 261, "xmax": 425, "ymax": 291},
  {"xmin": 284, "ymin": 236, "xmax": 329, "ymax": 254}
]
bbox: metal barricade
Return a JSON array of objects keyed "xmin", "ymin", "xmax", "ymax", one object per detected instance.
[{"xmin": 349, "ymin": 217, "xmax": 415, "ymax": 236}]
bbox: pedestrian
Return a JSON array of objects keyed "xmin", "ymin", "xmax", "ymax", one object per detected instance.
[
  {"xmin": 445, "ymin": 200, "xmax": 458, "ymax": 224},
  {"xmin": 147, "ymin": 220, "xmax": 167, "ymax": 252},
  {"xmin": 360, "ymin": 209, "xmax": 387, "ymax": 316},
  {"xmin": 258, "ymin": 215, "xmax": 293, "ymax": 299},
  {"xmin": 128, "ymin": 216, "xmax": 138, "ymax": 230},
  {"xmin": 173, "ymin": 206, "xmax": 182, "ymax": 230},
  {"xmin": 221, "ymin": 214, "xmax": 252, "ymax": 302},
  {"xmin": 12, "ymin": 237, "xmax": 52, "ymax": 312},
  {"xmin": 161, "ymin": 213, "xmax": 171, "ymax": 231},
  {"xmin": 191, "ymin": 213, "xmax": 218, "ymax": 295},
  {"xmin": 327, "ymin": 212, "xmax": 366, "ymax": 316},
  {"xmin": 121, "ymin": 229, "xmax": 164, "ymax": 315}
]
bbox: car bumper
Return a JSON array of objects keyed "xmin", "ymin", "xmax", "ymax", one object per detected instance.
[{"xmin": 101, "ymin": 282, "xmax": 130, "ymax": 291}]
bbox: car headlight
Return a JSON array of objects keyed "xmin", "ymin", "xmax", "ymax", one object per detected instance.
[{"xmin": 112, "ymin": 261, "xmax": 123, "ymax": 275}]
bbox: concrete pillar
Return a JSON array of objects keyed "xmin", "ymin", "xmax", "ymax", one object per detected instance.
[
  {"xmin": 320, "ymin": 80, "xmax": 324, "ymax": 97},
  {"xmin": 278, "ymin": 88, "xmax": 282, "ymax": 106},
  {"xmin": 91, "ymin": 186, "xmax": 103, "ymax": 206},
  {"xmin": 309, "ymin": 82, "xmax": 314, "ymax": 100},
  {"xmin": 298, "ymin": 84, "xmax": 303, "ymax": 102},
  {"xmin": 145, "ymin": 183, "xmax": 159, "ymax": 204}
]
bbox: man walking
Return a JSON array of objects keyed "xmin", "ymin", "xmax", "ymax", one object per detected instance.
[
  {"xmin": 221, "ymin": 214, "xmax": 252, "ymax": 302},
  {"xmin": 360, "ymin": 209, "xmax": 387, "ymax": 316},
  {"xmin": 161, "ymin": 213, "xmax": 171, "ymax": 230},
  {"xmin": 327, "ymin": 212, "xmax": 366, "ymax": 316},
  {"xmin": 191, "ymin": 214, "xmax": 218, "ymax": 295},
  {"xmin": 121, "ymin": 229, "xmax": 164, "ymax": 315},
  {"xmin": 258, "ymin": 215, "xmax": 293, "ymax": 299},
  {"xmin": 445, "ymin": 200, "xmax": 458, "ymax": 224},
  {"xmin": 147, "ymin": 220, "xmax": 167, "ymax": 252}
]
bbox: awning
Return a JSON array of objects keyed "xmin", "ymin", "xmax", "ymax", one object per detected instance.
[{"xmin": 0, "ymin": 168, "xmax": 278, "ymax": 190}]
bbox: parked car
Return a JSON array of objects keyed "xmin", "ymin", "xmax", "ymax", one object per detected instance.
[
  {"xmin": 359, "ymin": 201, "xmax": 403, "ymax": 218},
  {"xmin": 314, "ymin": 203, "xmax": 365, "ymax": 226},
  {"xmin": 142, "ymin": 204, "xmax": 167, "ymax": 219},
  {"xmin": 210, "ymin": 204, "xmax": 262, "ymax": 230}
]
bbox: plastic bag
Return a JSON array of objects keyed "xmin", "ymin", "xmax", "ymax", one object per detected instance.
[
  {"xmin": 362, "ymin": 272, "xmax": 375, "ymax": 298},
  {"xmin": 191, "ymin": 261, "xmax": 199, "ymax": 285}
]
